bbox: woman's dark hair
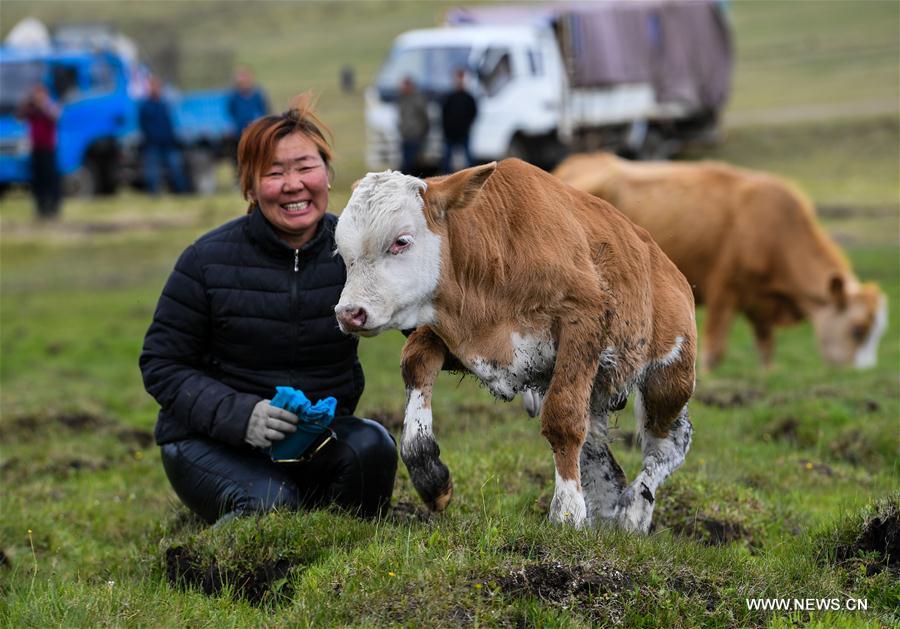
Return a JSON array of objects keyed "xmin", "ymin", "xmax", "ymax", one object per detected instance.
[{"xmin": 237, "ymin": 91, "xmax": 334, "ymax": 211}]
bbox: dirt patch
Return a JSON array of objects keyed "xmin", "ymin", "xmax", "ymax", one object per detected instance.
[
  {"xmin": 829, "ymin": 430, "xmax": 875, "ymax": 467},
  {"xmin": 798, "ymin": 459, "xmax": 835, "ymax": 477},
  {"xmin": 11, "ymin": 411, "xmax": 113, "ymax": 436},
  {"xmin": 654, "ymin": 485, "xmax": 757, "ymax": 547},
  {"xmin": 116, "ymin": 428, "xmax": 155, "ymax": 448},
  {"xmin": 491, "ymin": 561, "xmax": 630, "ymax": 602},
  {"xmin": 764, "ymin": 417, "xmax": 799, "ymax": 443},
  {"xmin": 164, "ymin": 545, "xmax": 298, "ymax": 605},
  {"xmin": 388, "ymin": 500, "xmax": 433, "ymax": 524},
  {"xmin": 834, "ymin": 501, "xmax": 899, "ymax": 575},
  {"xmin": 0, "ymin": 549, "xmax": 8, "ymax": 568},
  {"xmin": 41, "ymin": 458, "xmax": 111, "ymax": 477},
  {"xmin": 693, "ymin": 386, "xmax": 763, "ymax": 409},
  {"xmin": 664, "ymin": 517, "xmax": 754, "ymax": 547}
]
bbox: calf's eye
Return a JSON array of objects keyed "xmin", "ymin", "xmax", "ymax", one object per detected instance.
[{"xmin": 389, "ymin": 235, "xmax": 413, "ymax": 255}]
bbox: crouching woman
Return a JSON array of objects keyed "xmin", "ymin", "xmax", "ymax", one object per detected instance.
[{"xmin": 140, "ymin": 94, "xmax": 396, "ymax": 525}]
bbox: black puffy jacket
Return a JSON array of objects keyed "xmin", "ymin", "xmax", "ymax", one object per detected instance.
[{"xmin": 140, "ymin": 209, "xmax": 363, "ymax": 447}]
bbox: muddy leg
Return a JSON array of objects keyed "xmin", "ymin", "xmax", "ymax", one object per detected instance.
[
  {"xmin": 400, "ymin": 327, "xmax": 453, "ymax": 511},
  {"xmin": 615, "ymin": 394, "xmax": 692, "ymax": 533},
  {"xmin": 580, "ymin": 407, "xmax": 627, "ymax": 526}
]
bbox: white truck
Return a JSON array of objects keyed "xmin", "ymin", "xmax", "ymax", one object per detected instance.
[{"xmin": 365, "ymin": 0, "xmax": 732, "ymax": 171}]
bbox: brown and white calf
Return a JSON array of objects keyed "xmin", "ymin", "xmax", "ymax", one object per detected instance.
[{"xmin": 334, "ymin": 159, "xmax": 696, "ymax": 532}]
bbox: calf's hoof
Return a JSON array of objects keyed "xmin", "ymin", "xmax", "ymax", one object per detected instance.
[
  {"xmin": 614, "ymin": 483, "xmax": 654, "ymax": 534},
  {"xmin": 409, "ymin": 459, "xmax": 453, "ymax": 512},
  {"xmin": 426, "ymin": 481, "xmax": 453, "ymax": 512},
  {"xmin": 548, "ymin": 487, "xmax": 587, "ymax": 528}
]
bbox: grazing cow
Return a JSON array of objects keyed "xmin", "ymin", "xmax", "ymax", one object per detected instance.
[
  {"xmin": 553, "ymin": 152, "xmax": 888, "ymax": 371},
  {"xmin": 334, "ymin": 159, "xmax": 696, "ymax": 533}
]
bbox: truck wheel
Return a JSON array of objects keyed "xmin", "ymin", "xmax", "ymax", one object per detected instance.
[
  {"xmin": 186, "ymin": 149, "xmax": 218, "ymax": 196},
  {"xmin": 64, "ymin": 161, "xmax": 98, "ymax": 198}
]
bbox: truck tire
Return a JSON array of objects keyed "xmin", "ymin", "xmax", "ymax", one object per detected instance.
[
  {"xmin": 186, "ymin": 148, "xmax": 218, "ymax": 196},
  {"xmin": 64, "ymin": 161, "xmax": 98, "ymax": 198}
]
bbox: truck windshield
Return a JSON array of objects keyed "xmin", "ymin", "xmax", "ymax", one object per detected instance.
[
  {"xmin": 376, "ymin": 45, "xmax": 471, "ymax": 99},
  {"xmin": 0, "ymin": 61, "xmax": 45, "ymax": 116}
]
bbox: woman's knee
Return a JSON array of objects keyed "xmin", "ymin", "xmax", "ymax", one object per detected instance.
[
  {"xmin": 337, "ymin": 417, "xmax": 398, "ymax": 470},
  {"xmin": 161, "ymin": 439, "xmax": 302, "ymax": 523}
]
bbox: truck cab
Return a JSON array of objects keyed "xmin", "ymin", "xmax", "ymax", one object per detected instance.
[
  {"xmin": 0, "ymin": 43, "xmax": 233, "ymax": 196},
  {"xmin": 0, "ymin": 46, "xmax": 133, "ymax": 194},
  {"xmin": 365, "ymin": 25, "xmax": 565, "ymax": 171}
]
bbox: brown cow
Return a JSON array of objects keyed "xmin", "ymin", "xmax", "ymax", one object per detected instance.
[
  {"xmin": 334, "ymin": 159, "xmax": 696, "ymax": 533},
  {"xmin": 553, "ymin": 152, "xmax": 888, "ymax": 371}
]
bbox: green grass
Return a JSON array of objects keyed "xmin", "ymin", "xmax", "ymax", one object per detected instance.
[{"xmin": 2, "ymin": 1, "xmax": 899, "ymax": 626}]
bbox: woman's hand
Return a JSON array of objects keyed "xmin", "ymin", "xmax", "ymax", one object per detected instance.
[{"xmin": 245, "ymin": 400, "xmax": 299, "ymax": 448}]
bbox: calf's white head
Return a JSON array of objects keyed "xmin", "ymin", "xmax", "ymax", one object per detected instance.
[{"xmin": 334, "ymin": 164, "xmax": 495, "ymax": 336}]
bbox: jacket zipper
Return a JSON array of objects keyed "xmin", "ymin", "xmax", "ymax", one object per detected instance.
[{"xmin": 290, "ymin": 249, "xmax": 300, "ymax": 385}]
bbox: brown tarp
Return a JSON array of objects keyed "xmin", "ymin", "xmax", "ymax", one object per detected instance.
[{"xmin": 446, "ymin": 0, "xmax": 732, "ymax": 110}]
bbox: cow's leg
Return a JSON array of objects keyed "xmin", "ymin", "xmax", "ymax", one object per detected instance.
[
  {"xmin": 541, "ymin": 316, "xmax": 603, "ymax": 528},
  {"xmin": 701, "ymin": 290, "xmax": 737, "ymax": 371},
  {"xmin": 400, "ymin": 327, "xmax": 453, "ymax": 512},
  {"xmin": 580, "ymin": 398, "xmax": 627, "ymax": 526},
  {"xmin": 615, "ymin": 354, "xmax": 694, "ymax": 534},
  {"xmin": 749, "ymin": 315, "xmax": 775, "ymax": 369}
]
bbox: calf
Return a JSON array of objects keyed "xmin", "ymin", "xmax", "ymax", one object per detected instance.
[
  {"xmin": 553, "ymin": 152, "xmax": 888, "ymax": 371},
  {"xmin": 334, "ymin": 159, "xmax": 696, "ymax": 532}
]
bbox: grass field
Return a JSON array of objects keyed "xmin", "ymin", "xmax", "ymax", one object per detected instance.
[{"xmin": 1, "ymin": 1, "xmax": 899, "ymax": 626}]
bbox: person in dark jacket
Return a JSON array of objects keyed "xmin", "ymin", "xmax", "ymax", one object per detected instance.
[
  {"xmin": 138, "ymin": 76, "xmax": 188, "ymax": 194},
  {"xmin": 17, "ymin": 84, "xmax": 62, "ymax": 219},
  {"xmin": 440, "ymin": 68, "xmax": 478, "ymax": 174},
  {"xmin": 140, "ymin": 93, "xmax": 397, "ymax": 525},
  {"xmin": 227, "ymin": 67, "xmax": 270, "ymax": 138}
]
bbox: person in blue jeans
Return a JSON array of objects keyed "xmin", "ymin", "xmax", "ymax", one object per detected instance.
[
  {"xmin": 138, "ymin": 76, "xmax": 188, "ymax": 195},
  {"xmin": 140, "ymin": 94, "xmax": 397, "ymax": 525},
  {"xmin": 441, "ymin": 68, "xmax": 478, "ymax": 174}
]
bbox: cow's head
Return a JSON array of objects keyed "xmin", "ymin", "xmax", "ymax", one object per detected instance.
[
  {"xmin": 334, "ymin": 163, "xmax": 497, "ymax": 336},
  {"xmin": 812, "ymin": 276, "xmax": 888, "ymax": 368}
]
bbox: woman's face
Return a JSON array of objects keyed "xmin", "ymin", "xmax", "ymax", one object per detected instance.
[{"xmin": 253, "ymin": 132, "xmax": 329, "ymax": 249}]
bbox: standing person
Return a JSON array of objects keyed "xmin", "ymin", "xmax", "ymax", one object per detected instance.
[
  {"xmin": 138, "ymin": 76, "xmax": 188, "ymax": 195},
  {"xmin": 441, "ymin": 68, "xmax": 478, "ymax": 174},
  {"xmin": 227, "ymin": 67, "xmax": 270, "ymax": 141},
  {"xmin": 17, "ymin": 84, "xmax": 62, "ymax": 219},
  {"xmin": 140, "ymin": 93, "xmax": 397, "ymax": 525},
  {"xmin": 396, "ymin": 76, "xmax": 429, "ymax": 175}
]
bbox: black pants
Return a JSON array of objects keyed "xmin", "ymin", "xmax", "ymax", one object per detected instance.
[
  {"xmin": 31, "ymin": 149, "xmax": 61, "ymax": 218},
  {"xmin": 161, "ymin": 416, "xmax": 397, "ymax": 524}
]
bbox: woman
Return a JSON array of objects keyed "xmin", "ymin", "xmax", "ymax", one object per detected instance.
[{"xmin": 140, "ymin": 94, "xmax": 397, "ymax": 524}]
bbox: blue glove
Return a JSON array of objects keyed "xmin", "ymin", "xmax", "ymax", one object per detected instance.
[{"xmin": 268, "ymin": 387, "xmax": 337, "ymax": 461}]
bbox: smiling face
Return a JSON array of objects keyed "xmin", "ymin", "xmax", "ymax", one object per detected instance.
[{"xmin": 253, "ymin": 132, "xmax": 329, "ymax": 249}]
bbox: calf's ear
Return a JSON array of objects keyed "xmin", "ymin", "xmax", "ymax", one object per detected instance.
[
  {"xmin": 424, "ymin": 162, "xmax": 497, "ymax": 220},
  {"xmin": 829, "ymin": 274, "xmax": 848, "ymax": 310}
]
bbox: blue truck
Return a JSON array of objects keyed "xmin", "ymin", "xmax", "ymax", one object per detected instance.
[{"xmin": 0, "ymin": 44, "xmax": 234, "ymax": 196}]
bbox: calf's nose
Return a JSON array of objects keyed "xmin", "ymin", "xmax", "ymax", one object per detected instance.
[{"xmin": 335, "ymin": 304, "xmax": 368, "ymax": 331}]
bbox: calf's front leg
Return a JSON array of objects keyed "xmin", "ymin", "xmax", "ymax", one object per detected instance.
[
  {"xmin": 541, "ymin": 315, "xmax": 604, "ymax": 528},
  {"xmin": 400, "ymin": 327, "xmax": 453, "ymax": 512}
]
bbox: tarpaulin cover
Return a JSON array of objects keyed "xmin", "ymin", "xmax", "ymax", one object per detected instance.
[{"xmin": 446, "ymin": 0, "xmax": 732, "ymax": 110}]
